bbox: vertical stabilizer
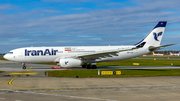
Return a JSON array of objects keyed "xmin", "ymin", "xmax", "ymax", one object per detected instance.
[
  {"xmin": 152, "ymin": 52, "xmax": 155, "ymax": 55},
  {"xmin": 135, "ymin": 21, "xmax": 167, "ymax": 47},
  {"xmin": 169, "ymin": 52, "xmax": 173, "ymax": 55}
]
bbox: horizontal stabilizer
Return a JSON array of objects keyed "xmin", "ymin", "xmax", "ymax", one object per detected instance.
[{"xmin": 148, "ymin": 44, "xmax": 176, "ymax": 51}]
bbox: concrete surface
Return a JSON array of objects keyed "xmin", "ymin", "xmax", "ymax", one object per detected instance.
[{"xmin": 1, "ymin": 60, "xmax": 180, "ymax": 101}]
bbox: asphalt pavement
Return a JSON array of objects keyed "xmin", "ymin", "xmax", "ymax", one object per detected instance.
[{"xmin": 1, "ymin": 60, "xmax": 180, "ymax": 101}]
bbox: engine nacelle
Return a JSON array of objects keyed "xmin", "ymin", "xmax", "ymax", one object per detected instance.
[{"xmin": 59, "ymin": 58, "xmax": 82, "ymax": 68}]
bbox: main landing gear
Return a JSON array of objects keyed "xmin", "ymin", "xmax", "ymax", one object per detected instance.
[
  {"xmin": 22, "ymin": 63, "xmax": 26, "ymax": 70},
  {"xmin": 82, "ymin": 63, "xmax": 97, "ymax": 69}
]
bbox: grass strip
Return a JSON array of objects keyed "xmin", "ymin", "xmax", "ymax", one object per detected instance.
[
  {"xmin": 47, "ymin": 69, "xmax": 180, "ymax": 78},
  {"xmin": 0, "ymin": 56, "xmax": 7, "ymax": 61},
  {"xmin": 97, "ymin": 59, "xmax": 180, "ymax": 66},
  {"xmin": 36, "ymin": 63, "xmax": 57, "ymax": 65},
  {"xmin": 0, "ymin": 71, "xmax": 4, "ymax": 73},
  {"xmin": 135, "ymin": 56, "xmax": 180, "ymax": 59}
]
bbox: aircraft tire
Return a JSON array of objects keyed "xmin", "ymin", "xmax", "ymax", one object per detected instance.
[
  {"xmin": 92, "ymin": 65, "xmax": 97, "ymax": 69},
  {"xmin": 82, "ymin": 65, "xmax": 87, "ymax": 68},
  {"xmin": 87, "ymin": 65, "xmax": 91, "ymax": 69},
  {"xmin": 23, "ymin": 66, "xmax": 26, "ymax": 70}
]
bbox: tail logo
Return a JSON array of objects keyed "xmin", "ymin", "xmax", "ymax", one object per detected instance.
[{"xmin": 153, "ymin": 32, "xmax": 163, "ymax": 41}]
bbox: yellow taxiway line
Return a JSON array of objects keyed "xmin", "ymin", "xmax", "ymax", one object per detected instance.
[
  {"xmin": 7, "ymin": 72, "xmax": 38, "ymax": 75},
  {"xmin": 26, "ymin": 66, "xmax": 32, "ymax": 72},
  {"xmin": 0, "ymin": 81, "xmax": 9, "ymax": 85},
  {"xmin": 0, "ymin": 66, "xmax": 33, "ymax": 86},
  {"xmin": 1, "ymin": 66, "xmax": 83, "ymax": 91},
  {"xmin": 5, "ymin": 66, "xmax": 38, "ymax": 75}
]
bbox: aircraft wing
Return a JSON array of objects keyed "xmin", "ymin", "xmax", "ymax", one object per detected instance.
[
  {"xmin": 148, "ymin": 44, "xmax": 176, "ymax": 51},
  {"xmin": 76, "ymin": 47, "xmax": 138, "ymax": 60},
  {"xmin": 53, "ymin": 46, "xmax": 138, "ymax": 62},
  {"xmin": 76, "ymin": 43, "xmax": 175, "ymax": 60}
]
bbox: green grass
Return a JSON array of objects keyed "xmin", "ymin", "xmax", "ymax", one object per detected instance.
[
  {"xmin": 97, "ymin": 59, "xmax": 180, "ymax": 66},
  {"xmin": 136, "ymin": 56, "xmax": 180, "ymax": 59},
  {"xmin": 0, "ymin": 55, "xmax": 7, "ymax": 60},
  {"xmin": 36, "ymin": 63, "xmax": 57, "ymax": 65},
  {"xmin": 0, "ymin": 71, "xmax": 4, "ymax": 73},
  {"xmin": 47, "ymin": 69, "xmax": 180, "ymax": 78}
]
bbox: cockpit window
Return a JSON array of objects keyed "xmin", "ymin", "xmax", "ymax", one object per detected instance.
[{"xmin": 8, "ymin": 52, "xmax": 13, "ymax": 54}]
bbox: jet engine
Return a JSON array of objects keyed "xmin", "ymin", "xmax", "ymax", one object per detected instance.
[{"xmin": 59, "ymin": 58, "xmax": 82, "ymax": 68}]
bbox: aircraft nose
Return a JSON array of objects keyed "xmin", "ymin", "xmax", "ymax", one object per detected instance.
[
  {"xmin": 3, "ymin": 54, "xmax": 11, "ymax": 60},
  {"xmin": 3, "ymin": 54, "xmax": 8, "ymax": 60}
]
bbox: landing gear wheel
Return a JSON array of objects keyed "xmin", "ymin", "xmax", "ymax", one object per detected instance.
[
  {"xmin": 23, "ymin": 66, "xmax": 26, "ymax": 70},
  {"xmin": 82, "ymin": 64, "xmax": 87, "ymax": 68},
  {"xmin": 22, "ymin": 63, "xmax": 26, "ymax": 70},
  {"xmin": 92, "ymin": 65, "xmax": 97, "ymax": 69},
  {"xmin": 87, "ymin": 65, "xmax": 91, "ymax": 69}
]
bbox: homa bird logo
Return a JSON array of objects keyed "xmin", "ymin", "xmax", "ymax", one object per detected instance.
[
  {"xmin": 65, "ymin": 61, "xmax": 69, "ymax": 65},
  {"xmin": 153, "ymin": 32, "xmax": 163, "ymax": 41}
]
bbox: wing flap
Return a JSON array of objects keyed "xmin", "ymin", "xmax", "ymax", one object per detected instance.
[{"xmin": 76, "ymin": 47, "xmax": 138, "ymax": 60}]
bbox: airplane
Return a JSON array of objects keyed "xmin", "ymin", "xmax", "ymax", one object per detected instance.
[
  {"xmin": 169, "ymin": 52, "xmax": 180, "ymax": 56},
  {"xmin": 152, "ymin": 51, "xmax": 164, "ymax": 56},
  {"xmin": 3, "ymin": 21, "xmax": 175, "ymax": 69}
]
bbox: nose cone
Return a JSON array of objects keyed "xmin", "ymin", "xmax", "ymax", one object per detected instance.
[
  {"xmin": 3, "ymin": 54, "xmax": 7, "ymax": 59},
  {"xmin": 3, "ymin": 54, "xmax": 7, "ymax": 60},
  {"xmin": 3, "ymin": 54, "xmax": 11, "ymax": 60}
]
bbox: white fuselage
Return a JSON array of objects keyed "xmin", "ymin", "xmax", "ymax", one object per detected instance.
[
  {"xmin": 170, "ymin": 52, "xmax": 180, "ymax": 56},
  {"xmin": 4, "ymin": 45, "xmax": 150, "ymax": 63}
]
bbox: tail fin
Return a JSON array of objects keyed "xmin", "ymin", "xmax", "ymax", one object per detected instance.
[
  {"xmin": 152, "ymin": 52, "xmax": 155, "ymax": 55},
  {"xmin": 169, "ymin": 52, "xmax": 173, "ymax": 55},
  {"xmin": 135, "ymin": 21, "xmax": 167, "ymax": 48}
]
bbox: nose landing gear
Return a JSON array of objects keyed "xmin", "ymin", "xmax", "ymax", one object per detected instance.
[{"xmin": 22, "ymin": 63, "xmax": 26, "ymax": 70}]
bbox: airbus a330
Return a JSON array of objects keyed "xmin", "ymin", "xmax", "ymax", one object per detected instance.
[{"xmin": 4, "ymin": 21, "xmax": 175, "ymax": 69}]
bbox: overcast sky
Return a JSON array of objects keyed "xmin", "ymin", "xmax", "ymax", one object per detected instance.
[{"xmin": 0, "ymin": 0, "xmax": 180, "ymax": 53}]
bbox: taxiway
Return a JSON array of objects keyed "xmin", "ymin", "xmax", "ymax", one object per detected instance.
[{"xmin": 1, "ymin": 60, "xmax": 180, "ymax": 101}]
